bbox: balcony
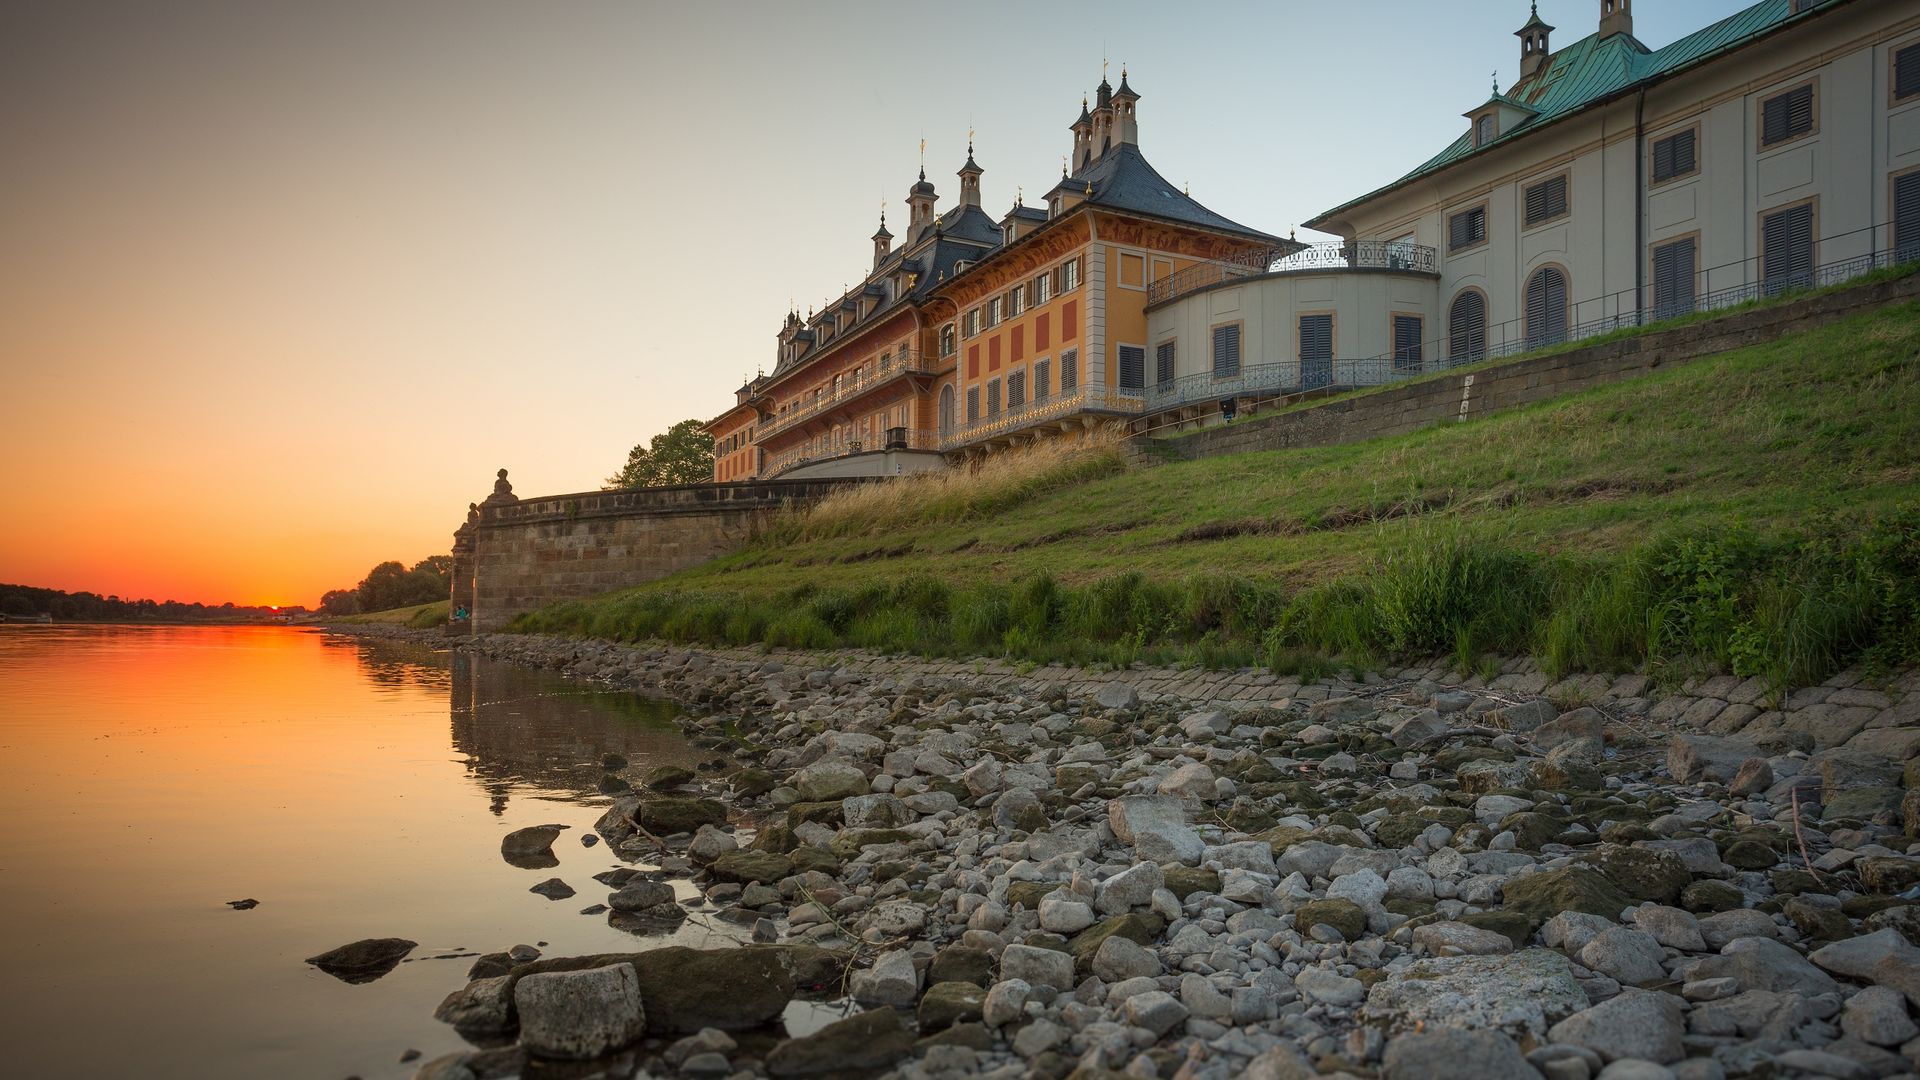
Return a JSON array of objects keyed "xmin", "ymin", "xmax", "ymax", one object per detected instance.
[
  {"xmin": 764, "ymin": 426, "xmax": 942, "ymax": 479},
  {"xmin": 1147, "ymin": 241, "xmax": 1440, "ymax": 307},
  {"xmin": 939, "ymin": 384, "xmax": 1144, "ymax": 449},
  {"xmin": 757, "ymin": 349, "xmax": 943, "ymax": 440}
]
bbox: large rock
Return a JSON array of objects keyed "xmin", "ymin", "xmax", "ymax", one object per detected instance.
[
  {"xmin": 1578, "ymin": 927, "xmax": 1667, "ymax": 985},
  {"xmin": 636, "ymin": 797, "xmax": 727, "ymax": 836},
  {"xmin": 1107, "ymin": 795, "xmax": 1187, "ymax": 843},
  {"xmin": 1363, "ymin": 949, "xmax": 1589, "ymax": 1038},
  {"xmin": 1667, "ymin": 734, "xmax": 1762, "ymax": 783},
  {"xmin": 1502, "ymin": 866, "xmax": 1634, "ymax": 923},
  {"xmin": 304, "ymin": 937, "xmax": 417, "ymax": 984},
  {"xmin": 849, "ymin": 949, "xmax": 918, "ymax": 1007},
  {"xmin": 500, "ymin": 824, "xmax": 567, "ymax": 869},
  {"xmin": 627, "ymin": 947, "xmax": 795, "ymax": 1033},
  {"xmin": 917, "ymin": 981, "xmax": 987, "ymax": 1031},
  {"xmin": 791, "ymin": 759, "xmax": 868, "ymax": 802},
  {"xmin": 432, "ymin": 975, "xmax": 513, "ymax": 1035},
  {"xmin": 1811, "ymin": 929, "xmax": 1920, "ymax": 1007},
  {"xmin": 1546, "ymin": 988, "xmax": 1685, "ymax": 1064},
  {"xmin": 766, "ymin": 1007, "xmax": 916, "ymax": 1077},
  {"xmin": 1000, "ymin": 943, "xmax": 1075, "ymax": 989},
  {"xmin": 708, "ymin": 850, "xmax": 793, "ymax": 885},
  {"xmin": 513, "ymin": 963, "xmax": 646, "ymax": 1060},
  {"xmin": 1690, "ymin": 936, "xmax": 1837, "ymax": 996},
  {"xmin": 1582, "ymin": 844, "xmax": 1691, "ymax": 904},
  {"xmin": 1381, "ymin": 1027, "xmax": 1543, "ymax": 1080}
]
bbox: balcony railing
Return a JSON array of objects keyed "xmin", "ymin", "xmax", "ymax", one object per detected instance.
[
  {"xmin": 1146, "ymin": 241, "xmax": 1440, "ymax": 306},
  {"xmin": 1139, "ymin": 241, "xmax": 1918, "ymax": 418},
  {"xmin": 764, "ymin": 427, "xmax": 941, "ymax": 478},
  {"xmin": 757, "ymin": 350, "xmax": 938, "ymax": 440},
  {"xmin": 938, "ymin": 384, "xmax": 1144, "ymax": 449}
]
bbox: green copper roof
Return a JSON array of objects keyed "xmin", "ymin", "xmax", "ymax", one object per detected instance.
[{"xmin": 1310, "ymin": 0, "xmax": 1849, "ymax": 227}]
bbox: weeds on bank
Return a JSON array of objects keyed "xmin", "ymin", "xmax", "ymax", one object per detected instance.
[{"xmin": 514, "ymin": 508, "xmax": 1920, "ymax": 695}]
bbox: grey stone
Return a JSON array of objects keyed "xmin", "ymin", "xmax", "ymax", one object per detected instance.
[
  {"xmin": 999, "ymin": 943, "xmax": 1075, "ymax": 989},
  {"xmin": 1123, "ymin": 989, "xmax": 1190, "ymax": 1036},
  {"xmin": 792, "ymin": 759, "xmax": 868, "ymax": 801},
  {"xmin": 1295, "ymin": 966, "xmax": 1365, "ymax": 1006},
  {"xmin": 1690, "ymin": 936, "xmax": 1837, "ymax": 996},
  {"xmin": 513, "ymin": 963, "xmax": 646, "ymax": 1060},
  {"xmin": 1579, "ymin": 927, "xmax": 1668, "ymax": 986},
  {"xmin": 1093, "ymin": 683, "xmax": 1139, "ymax": 711},
  {"xmin": 1839, "ymin": 985, "xmax": 1918, "ymax": 1046},
  {"xmin": 1547, "ymin": 989, "xmax": 1684, "ymax": 1064},
  {"xmin": 1811, "ymin": 929, "xmax": 1920, "ymax": 1007},
  {"xmin": 1092, "ymin": 935, "xmax": 1161, "ymax": 982},
  {"xmin": 432, "ymin": 976, "xmax": 513, "ymax": 1035},
  {"xmin": 1382, "ymin": 1027, "xmax": 1544, "ymax": 1080},
  {"xmin": 1667, "ymin": 735, "xmax": 1762, "ymax": 783},
  {"xmin": 1364, "ymin": 950, "xmax": 1589, "ymax": 1038},
  {"xmin": 850, "ymin": 949, "xmax": 918, "ymax": 1006}
]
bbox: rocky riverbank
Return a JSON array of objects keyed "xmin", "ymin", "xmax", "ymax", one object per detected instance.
[{"xmin": 336, "ymin": 626, "xmax": 1920, "ymax": 1080}]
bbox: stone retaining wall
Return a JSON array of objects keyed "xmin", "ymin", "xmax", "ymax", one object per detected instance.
[
  {"xmin": 1132, "ymin": 270, "xmax": 1920, "ymax": 466},
  {"xmin": 459, "ymin": 480, "xmax": 855, "ymax": 632}
]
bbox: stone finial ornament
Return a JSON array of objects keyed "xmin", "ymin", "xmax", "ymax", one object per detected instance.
[{"xmin": 483, "ymin": 468, "xmax": 519, "ymax": 506}]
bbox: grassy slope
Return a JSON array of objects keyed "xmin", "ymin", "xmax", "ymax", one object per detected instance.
[
  {"xmin": 673, "ymin": 299, "xmax": 1920, "ymax": 594},
  {"xmin": 334, "ymin": 600, "xmax": 448, "ymax": 628}
]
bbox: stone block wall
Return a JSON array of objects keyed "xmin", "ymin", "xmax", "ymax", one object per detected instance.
[
  {"xmin": 461, "ymin": 480, "xmax": 854, "ymax": 632},
  {"xmin": 1133, "ymin": 270, "xmax": 1920, "ymax": 466}
]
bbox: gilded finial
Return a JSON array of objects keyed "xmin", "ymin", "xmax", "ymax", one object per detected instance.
[
  {"xmin": 1492, "ymin": 70, "xmax": 1499, "ymax": 95},
  {"xmin": 1084, "ymin": 179, "xmax": 1092, "ymax": 196},
  {"xmin": 1184, "ymin": 179, "xmax": 1190, "ymax": 196},
  {"xmin": 1061, "ymin": 154, "xmax": 1068, "ymax": 177},
  {"xmin": 1016, "ymin": 185, "xmax": 1023, "ymax": 205},
  {"xmin": 918, "ymin": 137, "xmax": 926, "ymax": 179}
]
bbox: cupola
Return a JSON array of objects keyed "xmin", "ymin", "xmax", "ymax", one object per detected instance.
[
  {"xmin": 1516, "ymin": 2, "xmax": 1554, "ymax": 80},
  {"xmin": 957, "ymin": 138, "xmax": 983, "ymax": 209}
]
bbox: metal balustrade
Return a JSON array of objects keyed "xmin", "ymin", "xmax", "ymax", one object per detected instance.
[
  {"xmin": 756, "ymin": 350, "xmax": 937, "ymax": 440},
  {"xmin": 764, "ymin": 427, "xmax": 941, "ymax": 478},
  {"xmin": 937, "ymin": 384, "xmax": 1145, "ymax": 449},
  {"xmin": 1146, "ymin": 241, "xmax": 1440, "ymax": 306}
]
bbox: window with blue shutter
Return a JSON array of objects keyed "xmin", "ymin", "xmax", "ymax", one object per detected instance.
[
  {"xmin": 1761, "ymin": 84, "xmax": 1814, "ymax": 148},
  {"xmin": 1393, "ymin": 316, "xmax": 1423, "ymax": 371},
  {"xmin": 1211, "ymin": 325, "xmax": 1241, "ymax": 378},
  {"xmin": 1894, "ymin": 172, "xmax": 1920, "ymax": 264},
  {"xmin": 1299, "ymin": 315, "xmax": 1333, "ymax": 390},
  {"xmin": 1449, "ymin": 292, "xmax": 1487, "ymax": 362},
  {"xmin": 1762, "ymin": 203, "xmax": 1815, "ymax": 294},
  {"xmin": 1525, "ymin": 267, "xmax": 1569, "ymax": 349},
  {"xmin": 1448, "ymin": 205, "xmax": 1487, "ymax": 252},
  {"xmin": 1155, "ymin": 342, "xmax": 1175, "ymax": 386},
  {"xmin": 1651, "ymin": 237, "xmax": 1697, "ymax": 320},
  {"xmin": 1523, "ymin": 175, "xmax": 1568, "ymax": 227},
  {"xmin": 1652, "ymin": 129, "xmax": 1696, "ymax": 184},
  {"xmin": 1898, "ymin": 44, "xmax": 1920, "ymax": 103}
]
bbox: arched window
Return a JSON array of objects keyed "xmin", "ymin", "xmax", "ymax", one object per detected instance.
[
  {"xmin": 938, "ymin": 384, "xmax": 955, "ymax": 436},
  {"xmin": 1525, "ymin": 266, "xmax": 1569, "ymax": 349},
  {"xmin": 1448, "ymin": 290, "xmax": 1487, "ymax": 363}
]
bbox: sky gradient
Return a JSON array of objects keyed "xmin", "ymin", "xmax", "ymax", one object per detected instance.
[{"xmin": 0, "ymin": 0, "xmax": 1751, "ymax": 607}]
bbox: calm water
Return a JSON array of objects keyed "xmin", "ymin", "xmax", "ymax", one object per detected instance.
[{"xmin": 0, "ymin": 625, "xmax": 735, "ymax": 1079}]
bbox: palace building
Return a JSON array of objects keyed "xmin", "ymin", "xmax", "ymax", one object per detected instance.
[{"xmin": 708, "ymin": 0, "xmax": 1920, "ymax": 479}]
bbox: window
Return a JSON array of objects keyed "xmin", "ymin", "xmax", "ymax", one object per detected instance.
[
  {"xmin": 1762, "ymin": 202, "xmax": 1816, "ymax": 294},
  {"xmin": 1035, "ymin": 272, "xmax": 1053, "ymax": 305},
  {"xmin": 1450, "ymin": 291, "xmax": 1487, "ymax": 362},
  {"xmin": 938, "ymin": 385, "xmax": 955, "ymax": 435},
  {"xmin": 1008, "ymin": 288, "xmax": 1024, "ymax": 317},
  {"xmin": 1155, "ymin": 342, "xmax": 1175, "ymax": 385},
  {"xmin": 1059, "ymin": 348, "xmax": 1079, "ymax": 391},
  {"xmin": 1523, "ymin": 174, "xmax": 1569, "ymax": 227},
  {"xmin": 1651, "ymin": 237, "xmax": 1697, "ymax": 320},
  {"xmin": 1652, "ymin": 128, "xmax": 1697, "ymax": 184},
  {"xmin": 1393, "ymin": 315, "xmax": 1423, "ymax": 371},
  {"xmin": 987, "ymin": 298, "xmax": 1002, "ymax": 327},
  {"xmin": 1061, "ymin": 257, "xmax": 1080, "ymax": 291},
  {"xmin": 964, "ymin": 309, "xmax": 979, "ymax": 337},
  {"xmin": 1896, "ymin": 170, "xmax": 1920, "ymax": 263},
  {"xmin": 1034, "ymin": 358, "xmax": 1051, "ymax": 401},
  {"xmin": 1474, "ymin": 113, "xmax": 1495, "ymax": 147},
  {"xmin": 1117, "ymin": 345, "xmax": 1145, "ymax": 390},
  {"xmin": 1448, "ymin": 204, "xmax": 1487, "ymax": 252},
  {"xmin": 1760, "ymin": 83, "xmax": 1815, "ymax": 148},
  {"xmin": 1299, "ymin": 315, "xmax": 1333, "ymax": 390},
  {"xmin": 940, "ymin": 325, "xmax": 956, "ymax": 357},
  {"xmin": 966, "ymin": 386, "xmax": 980, "ymax": 423},
  {"xmin": 1525, "ymin": 266, "xmax": 1570, "ymax": 348},
  {"xmin": 1898, "ymin": 43, "xmax": 1920, "ymax": 103},
  {"xmin": 987, "ymin": 378, "xmax": 1002, "ymax": 417},
  {"xmin": 1211, "ymin": 325, "xmax": 1241, "ymax": 378},
  {"xmin": 1008, "ymin": 370, "xmax": 1026, "ymax": 408}
]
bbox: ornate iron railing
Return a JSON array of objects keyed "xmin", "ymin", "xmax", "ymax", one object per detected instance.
[
  {"xmin": 757, "ymin": 350, "xmax": 935, "ymax": 439},
  {"xmin": 764, "ymin": 427, "xmax": 941, "ymax": 478},
  {"xmin": 1139, "ymin": 243, "xmax": 1917, "ymax": 417},
  {"xmin": 938, "ymin": 384, "xmax": 1144, "ymax": 449},
  {"xmin": 1146, "ymin": 241, "xmax": 1439, "ymax": 306}
]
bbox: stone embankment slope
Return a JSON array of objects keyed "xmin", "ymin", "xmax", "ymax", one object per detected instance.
[{"xmin": 364, "ymin": 627, "xmax": 1920, "ymax": 1080}]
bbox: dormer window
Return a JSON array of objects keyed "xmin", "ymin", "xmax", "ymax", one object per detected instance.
[{"xmin": 1475, "ymin": 113, "xmax": 1496, "ymax": 146}]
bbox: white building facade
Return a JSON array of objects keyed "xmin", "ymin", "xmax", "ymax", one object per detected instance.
[{"xmin": 1142, "ymin": 0, "xmax": 1920, "ymax": 427}]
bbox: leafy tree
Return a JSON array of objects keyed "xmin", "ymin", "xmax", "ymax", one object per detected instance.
[
  {"xmin": 605, "ymin": 419, "xmax": 715, "ymax": 489},
  {"xmin": 318, "ymin": 589, "xmax": 361, "ymax": 615},
  {"xmin": 411, "ymin": 555, "xmax": 454, "ymax": 579}
]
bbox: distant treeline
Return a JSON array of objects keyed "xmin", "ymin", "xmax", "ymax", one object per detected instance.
[
  {"xmin": 316, "ymin": 556, "xmax": 452, "ymax": 616},
  {"xmin": 0, "ymin": 584, "xmax": 298, "ymax": 622}
]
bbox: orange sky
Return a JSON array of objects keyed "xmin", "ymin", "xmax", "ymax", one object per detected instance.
[{"xmin": 0, "ymin": 1, "xmax": 1746, "ymax": 607}]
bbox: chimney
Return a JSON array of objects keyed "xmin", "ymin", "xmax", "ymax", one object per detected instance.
[
  {"xmin": 957, "ymin": 139, "xmax": 983, "ymax": 209},
  {"xmin": 1599, "ymin": 0, "xmax": 1632, "ymax": 39},
  {"xmin": 1112, "ymin": 68, "xmax": 1139, "ymax": 148}
]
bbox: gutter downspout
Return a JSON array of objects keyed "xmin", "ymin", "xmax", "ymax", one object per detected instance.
[{"xmin": 1634, "ymin": 87, "xmax": 1647, "ymax": 325}]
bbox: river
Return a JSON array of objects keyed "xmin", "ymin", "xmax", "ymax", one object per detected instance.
[{"xmin": 0, "ymin": 624, "xmax": 738, "ymax": 1079}]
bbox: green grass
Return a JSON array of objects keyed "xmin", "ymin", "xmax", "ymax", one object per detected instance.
[
  {"xmin": 515, "ymin": 297, "xmax": 1920, "ymax": 691},
  {"xmin": 335, "ymin": 600, "xmax": 448, "ymax": 629}
]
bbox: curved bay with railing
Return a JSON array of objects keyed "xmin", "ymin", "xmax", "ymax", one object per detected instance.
[
  {"xmin": 763, "ymin": 426, "xmax": 943, "ymax": 478},
  {"xmin": 938, "ymin": 384, "xmax": 1145, "ymax": 449},
  {"xmin": 1146, "ymin": 241, "xmax": 1439, "ymax": 306},
  {"xmin": 756, "ymin": 350, "xmax": 937, "ymax": 440}
]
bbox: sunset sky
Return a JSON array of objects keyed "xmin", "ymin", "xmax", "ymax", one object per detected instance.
[{"xmin": 0, "ymin": 0, "xmax": 1749, "ymax": 607}]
